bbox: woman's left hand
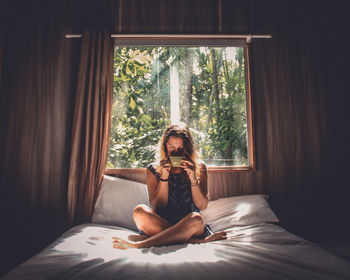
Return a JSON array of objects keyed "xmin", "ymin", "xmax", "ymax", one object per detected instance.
[{"xmin": 181, "ymin": 159, "xmax": 197, "ymax": 184}]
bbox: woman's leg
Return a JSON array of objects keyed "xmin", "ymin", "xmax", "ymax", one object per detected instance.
[
  {"xmin": 114, "ymin": 212, "xmax": 222, "ymax": 249},
  {"xmin": 132, "ymin": 204, "xmax": 172, "ymax": 236}
]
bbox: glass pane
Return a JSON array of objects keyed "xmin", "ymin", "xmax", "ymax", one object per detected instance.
[{"xmin": 108, "ymin": 46, "xmax": 248, "ymax": 168}]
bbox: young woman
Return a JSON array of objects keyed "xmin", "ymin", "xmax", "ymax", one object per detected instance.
[{"xmin": 113, "ymin": 123, "xmax": 227, "ymax": 249}]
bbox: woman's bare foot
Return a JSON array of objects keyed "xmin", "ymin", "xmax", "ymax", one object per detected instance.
[
  {"xmin": 128, "ymin": 234, "xmax": 149, "ymax": 242},
  {"xmin": 113, "ymin": 236, "xmax": 138, "ymax": 249}
]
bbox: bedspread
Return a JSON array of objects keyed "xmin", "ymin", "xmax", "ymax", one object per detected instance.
[{"xmin": 3, "ymin": 223, "xmax": 350, "ymax": 280}]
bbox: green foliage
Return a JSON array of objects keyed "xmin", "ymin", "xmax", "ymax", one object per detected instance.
[{"xmin": 108, "ymin": 46, "xmax": 249, "ymax": 168}]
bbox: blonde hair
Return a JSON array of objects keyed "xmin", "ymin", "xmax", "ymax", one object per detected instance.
[{"xmin": 155, "ymin": 122, "xmax": 201, "ymax": 179}]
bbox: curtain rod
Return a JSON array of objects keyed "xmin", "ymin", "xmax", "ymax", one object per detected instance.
[{"xmin": 65, "ymin": 34, "xmax": 272, "ymax": 43}]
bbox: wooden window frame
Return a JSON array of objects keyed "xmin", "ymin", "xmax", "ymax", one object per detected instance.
[{"xmin": 105, "ymin": 36, "xmax": 256, "ymax": 175}]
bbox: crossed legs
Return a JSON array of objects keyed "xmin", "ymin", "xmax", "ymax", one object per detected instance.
[{"xmin": 113, "ymin": 204, "xmax": 226, "ymax": 249}]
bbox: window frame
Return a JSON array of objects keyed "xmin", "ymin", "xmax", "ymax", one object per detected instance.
[{"xmin": 105, "ymin": 35, "xmax": 256, "ymax": 175}]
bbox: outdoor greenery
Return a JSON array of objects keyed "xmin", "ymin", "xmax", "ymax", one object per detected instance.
[{"xmin": 107, "ymin": 45, "xmax": 248, "ymax": 168}]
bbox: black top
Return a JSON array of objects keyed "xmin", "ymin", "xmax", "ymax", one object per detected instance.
[{"xmin": 147, "ymin": 163, "xmax": 199, "ymax": 225}]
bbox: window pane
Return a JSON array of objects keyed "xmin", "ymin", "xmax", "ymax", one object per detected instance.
[{"xmin": 108, "ymin": 46, "xmax": 249, "ymax": 168}]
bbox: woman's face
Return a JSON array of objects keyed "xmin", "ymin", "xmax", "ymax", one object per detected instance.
[{"xmin": 166, "ymin": 136, "xmax": 184, "ymax": 156}]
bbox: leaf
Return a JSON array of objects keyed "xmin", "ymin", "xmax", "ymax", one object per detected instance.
[
  {"xmin": 134, "ymin": 56, "xmax": 147, "ymax": 65},
  {"xmin": 129, "ymin": 97, "xmax": 136, "ymax": 110},
  {"xmin": 140, "ymin": 114, "xmax": 152, "ymax": 123},
  {"xmin": 220, "ymin": 141, "xmax": 229, "ymax": 151},
  {"xmin": 120, "ymin": 70, "xmax": 127, "ymax": 81},
  {"xmin": 126, "ymin": 65, "xmax": 132, "ymax": 75}
]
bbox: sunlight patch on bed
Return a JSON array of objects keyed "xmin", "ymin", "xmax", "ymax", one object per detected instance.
[
  {"xmin": 53, "ymin": 226, "xmax": 226, "ymax": 265},
  {"xmin": 234, "ymin": 203, "xmax": 250, "ymax": 219},
  {"xmin": 120, "ymin": 244, "xmax": 225, "ymax": 265}
]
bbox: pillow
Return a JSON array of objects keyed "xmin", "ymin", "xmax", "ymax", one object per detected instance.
[
  {"xmin": 92, "ymin": 175, "xmax": 150, "ymax": 231},
  {"xmin": 201, "ymin": 194, "xmax": 279, "ymax": 232}
]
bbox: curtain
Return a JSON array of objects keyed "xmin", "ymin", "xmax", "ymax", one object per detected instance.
[
  {"xmin": 0, "ymin": 1, "xmax": 5, "ymax": 94},
  {"xmin": 67, "ymin": 29, "xmax": 113, "ymax": 225},
  {"xmin": 113, "ymin": 0, "xmax": 220, "ymax": 34},
  {"xmin": 0, "ymin": 0, "xmax": 77, "ymax": 275},
  {"xmin": 0, "ymin": 25, "xmax": 3, "ymax": 86}
]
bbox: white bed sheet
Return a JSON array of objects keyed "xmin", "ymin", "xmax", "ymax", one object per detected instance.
[{"xmin": 3, "ymin": 223, "xmax": 350, "ymax": 280}]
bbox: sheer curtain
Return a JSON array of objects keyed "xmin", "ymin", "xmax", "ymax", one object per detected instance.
[{"xmin": 67, "ymin": 29, "xmax": 113, "ymax": 225}]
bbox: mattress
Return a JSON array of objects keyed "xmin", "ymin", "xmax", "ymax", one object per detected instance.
[{"xmin": 3, "ymin": 222, "xmax": 350, "ymax": 280}]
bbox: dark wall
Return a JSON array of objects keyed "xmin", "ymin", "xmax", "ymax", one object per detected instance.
[{"xmin": 0, "ymin": 0, "xmax": 349, "ymax": 276}]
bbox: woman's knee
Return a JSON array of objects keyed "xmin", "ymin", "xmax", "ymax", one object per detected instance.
[
  {"xmin": 133, "ymin": 204, "xmax": 170, "ymax": 235},
  {"xmin": 133, "ymin": 204, "xmax": 151, "ymax": 219},
  {"xmin": 184, "ymin": 212, "xmax": 205, "ymax": 229}
]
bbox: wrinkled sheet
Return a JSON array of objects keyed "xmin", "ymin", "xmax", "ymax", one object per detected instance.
[{"xmin": 3, "ymin": 223, "xmax": 350, "ymax": 280}]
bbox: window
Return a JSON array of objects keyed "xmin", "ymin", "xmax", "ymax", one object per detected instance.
[{"xmin": 107, "ymin": 36, "xmax": 255, "ymax": 171}]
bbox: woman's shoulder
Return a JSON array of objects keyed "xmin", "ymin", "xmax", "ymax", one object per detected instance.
[
  {"xmin": 147, "ymin": 162, "xmax": 158, "ymax": 170},
  {"xmin": 147, "ymin": 162, "xmax": 160, "ymax": 178},
  {"xmin": 197, "ymin": 160, "xmax": 207, "ymax": 170}
]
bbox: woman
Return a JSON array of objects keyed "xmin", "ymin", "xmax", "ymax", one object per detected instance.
[{"xmin": 113, "ymin": 123, "xmax": 227, "ymax": 249}]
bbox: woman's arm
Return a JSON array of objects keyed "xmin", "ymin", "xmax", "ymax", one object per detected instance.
[
  {"xmin": 191, "ymin": 163, "xmax": 209, "ymax": 210},
  {"xmin": 182, "ymin": 161, "xmax": 209, "ymax": 210},
  {"xmin": 146, "ymin": 162, "xmax": 170, "ymax": 209}
]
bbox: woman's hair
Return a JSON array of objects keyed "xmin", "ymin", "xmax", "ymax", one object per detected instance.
[{"xmin": 155, "ymin": 122, "xmax": 201, "ymax": 178}]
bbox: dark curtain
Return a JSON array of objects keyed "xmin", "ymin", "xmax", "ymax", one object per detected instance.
[
  {"xmin": 249, "ymin": 1, "xmax": 329, "ymax": 233},
  {"xmin": 0, "ymin": 21, "xmax": 3, "ymax": 87},
  {"xmin": 0, "ymin": 0, "xmax": 79, "ymax": 275},
  {"xmin": 112, "ymin": 0, "xmax": 271, "ymax": 34},
  {"xmin": 67, "ymin": 29, "xmax": 113, "ymax": 225},
  {"xmin": 114, "ymin": 0, "xmax": 220, "ymax": 33},
  {"xmin": 247, "ymin": 1, "xmax": 350, "ymax": 240}
]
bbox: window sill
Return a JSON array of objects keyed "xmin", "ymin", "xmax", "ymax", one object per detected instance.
[{"xmin": 104, "ymin": 166, "xmax": 256, "ymax": 175}]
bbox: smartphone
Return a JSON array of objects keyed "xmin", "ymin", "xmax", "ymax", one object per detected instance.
[{"xmin": 169, "ymin": 156, "xmax": 183, "ymax": 167}]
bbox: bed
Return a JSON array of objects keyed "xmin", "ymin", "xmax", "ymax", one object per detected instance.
[{"xmin": 3, "ymin": 175, "xmax": 350, "ymax": 279}]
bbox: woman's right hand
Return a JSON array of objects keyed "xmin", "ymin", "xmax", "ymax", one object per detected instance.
[{"xmin": 159, "ymin": 158, "xmax": 171, "ymax": 180}]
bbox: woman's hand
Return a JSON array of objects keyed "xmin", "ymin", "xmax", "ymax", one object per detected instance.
[
  {"xmin": 204, "ymin": 231, "xmax": 227, "ymax": 242},
  {"xmin": 181, "ymin": 159, "xmax": 197, "ymax": 183},
  {"xmin": 189, "ymin": 231, "xmax": 227, "ymax": 244},
  {"xmin": 159, "ymin": 158, "xmax": 171, "ymax": 180}
]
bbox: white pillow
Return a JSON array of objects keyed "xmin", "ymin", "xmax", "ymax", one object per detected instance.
[
  {"xmin": 201, "ymin": 194, "xmax": 279, "ymax": 232},
  {"xmin": 92, "ymin": 175, "xmax": 150, "ymax": 231}
]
